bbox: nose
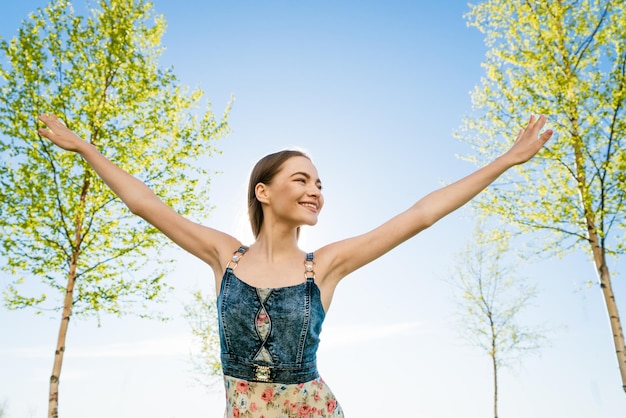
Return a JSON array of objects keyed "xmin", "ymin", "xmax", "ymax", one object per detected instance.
[{"xmin": 307, "ymin": 185, "xmax": 320, "ymax": 197}]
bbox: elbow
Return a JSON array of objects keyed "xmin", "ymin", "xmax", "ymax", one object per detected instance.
[
  {"xmin": 127, "ymin": 190, "xmax": 168, "ymax": 222},
  {"xmin": 407, "ymin": 205, "xmax": 439, "ymax": 234},
  {"xmin": 128, "ymin": 203, "xmax": 144, "ymax": 217},
  {"xmin": 412, "ymin": 217, "xmax": 435, "ymax": 235},
  {"xmin": 126, "ymin": 194, "xmax": 155, "ymax": 218},
  {"xmin": 420, "ymin": 217, "xmax": 437, "ymax": 231}
]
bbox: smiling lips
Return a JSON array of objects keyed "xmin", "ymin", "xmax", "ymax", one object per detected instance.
[{"xmin": 300, "ymin": 202, "xmax": 318, "ymax": 212}]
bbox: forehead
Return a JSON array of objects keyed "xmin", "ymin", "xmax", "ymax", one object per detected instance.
[{"xmin": 280, "ymin": 156, "xmax": 320, "ymax": 177}]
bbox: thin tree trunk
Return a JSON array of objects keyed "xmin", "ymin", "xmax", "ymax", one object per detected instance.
[
  {"xmin": 492, "ymin": 355, "xmax": 498, "ymax": 418},
  {"xmin": 49, "ymin": 175, "xmax": 90, "ymax": 417},
  {"xmin": 48, "ymin": 263, "xmax": 78, "ymax": 418},
  {"xmin": 574, "ymin": 135, "xmax": 626, "ymax": 392},
  {"xmin": 570, "ymin": 107, "xmax": 626, "ymax": 392},
  {"xmin": 589, "ymin": 237, "xmax": 626, "ymax": 392},
  {"xmin": 491, "ymin": 338, "xmax": 498, "ymax": 418}
]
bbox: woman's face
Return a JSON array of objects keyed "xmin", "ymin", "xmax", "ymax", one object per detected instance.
[{"xmin": 258, "ymin": 156, "xmax": 324, "ymax": 228}]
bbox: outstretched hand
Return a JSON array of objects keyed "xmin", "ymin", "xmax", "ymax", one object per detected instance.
[
  {"xmin": 503, "ymin": 115, "xmax": 553, "ymax": 166},
  {"xmin": 38, "ymin": 113, "xmax": 86, "ymax": 152}
]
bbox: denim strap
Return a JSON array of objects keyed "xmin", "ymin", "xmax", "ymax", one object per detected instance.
[
  {"xmin": 304, "ymin": 252, "xmax": 315, "ymax": 281},
  {"xmin": 226, "ymin": 245, "xmax": 248, "ymax": 269}
]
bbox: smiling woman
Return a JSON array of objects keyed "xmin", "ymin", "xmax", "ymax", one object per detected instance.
[
  {"xmin": 247, "ymin": 150, "xmax": 323, "ymax": 240},
  {"xmin": 36, "ymin": 112, "xmax": 552, "ymax": 417}
]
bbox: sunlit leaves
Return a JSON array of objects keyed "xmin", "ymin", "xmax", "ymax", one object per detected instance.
[
  {"xmin": 458, "ymin": 0, "xmax": 626, "ymax": 257},
  {"xmin": 459, "ymin": 0, "xmax": 626, "ymax": 390},
  {"xmin": 0, "ymin": 0, "xmax": 230, "ymax": 319}
]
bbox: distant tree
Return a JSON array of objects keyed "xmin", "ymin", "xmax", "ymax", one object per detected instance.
[
  {"xmin": 0, "ymin": 0, "xmax": 230, "ymax": 416},
  {"xmin": 458, "ymin": 0, "xmax": 626, "ymax": 391},
  {"xmin": 0, "ymin": 399, "xmax": 7, "ymax": 418},
  {"xmin": 184, "ymin": 290, "xmax": 222, "ymax": 388},
  {"xmin": 451, "ymin": 221, "xmax": 546, "ymax": 418}
]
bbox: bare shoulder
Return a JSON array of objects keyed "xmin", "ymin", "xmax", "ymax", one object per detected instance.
[
  {"xmin": 210, "ymin": 233, "xmax": 246, "ymax": 292},
  {"xmin": 208, "ymin": 230, "xmax": 243, "ymax": 272},
  {"xmin": 310, "ymin": 243, "xmax": 348, "ymax": 286},
  {"xmin": 311, "ymin": 225, "xmax": 404, "ymax": 287}
]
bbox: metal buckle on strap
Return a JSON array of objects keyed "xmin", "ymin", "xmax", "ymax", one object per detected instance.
[
  {"xmin": 226, "ymin": 246, "xmax": 248, "ymax": 269},
  {"xmin": 254, "ymin": 365, "xmax": 272, "ymax": 382},
  {"xmin": 304, "ymin": 259, "xmax": 315, "ymax": 279}
]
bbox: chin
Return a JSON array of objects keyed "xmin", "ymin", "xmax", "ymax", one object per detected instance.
[{"xmin": 302, "ymin": 217, "xmax": 319, "ymax": 227}]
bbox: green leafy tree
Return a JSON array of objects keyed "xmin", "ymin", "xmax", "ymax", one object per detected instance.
[
  {"xmin": 451, "ymin": 222, "xmax": 545, "ymax": 418},
  {"xmin": 0, "ymin": 0, "xmax": 230, "ymax": 416},
  {"xmin": 458, "ymin": 0, "xmax": 626, "ymax": 391},
  {"xmin": 184, "ymin": 290, "xmax": 222, "ymax": 388}
]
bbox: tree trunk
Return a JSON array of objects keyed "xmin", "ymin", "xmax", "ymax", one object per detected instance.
[
  {"xmin": 491, "ymin": 337, "xmax": 498, "ymax": 418},
  {"xmin": 588, "ymin": 235, "xmax": 626, "ymax": 392},
  {"xmin": 570, "ymin": 107, "xmax": 626, "ymax": 392},
  {"xmin": 492, "ymin": 355, "xmax": 498, "ymax": 418},
  {"xmin": 48, "ymin": 261, "xmax": 78, "ymax": 418},
  {"xmin": 49, "ymin": 175, "xmax": 89, "ymax": 417}
]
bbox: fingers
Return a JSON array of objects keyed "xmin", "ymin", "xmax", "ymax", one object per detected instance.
[
  {"xmin": 38, "ymin": 114, "xmax": 53, "ymax": 137},
  {"xmin": 531, "ymin": 115, "xmax": 551, "ymax": 142},
  {"xmin": 525, "ymin": 115, "xmax": 552, "ymax": 149},
  {"xmin": 37, "ymin": 114, "xmax": 68, "ymax": 142},
  {"xmin": 520, "ymin": 115, "xmax": 549, "ymax": 142},
  {"xmin": 38, "ymin": 113, "xmax": 55, "ymax": 123},
  {"xmin": 38, "ymin": 113, "xmax": 63, "ymax": 128},
  {"xmin": 38, "ymin": 113, "xmax": 67, "ymax": 136},
  {"xmin": 528, "ymin": 114, "xmax": 547, "ymax": 131},
  {"xmin": 539, "ymin": 128, "xmax": 553, "ymax": 143},
  {"xmin": 38, "ymin": 114, "xmax": 54, "ymax": 132}
]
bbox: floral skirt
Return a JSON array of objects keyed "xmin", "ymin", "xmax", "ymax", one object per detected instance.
[{"xmin": 223, "ymin": 375, "xmax": 344, "ymax": 418}]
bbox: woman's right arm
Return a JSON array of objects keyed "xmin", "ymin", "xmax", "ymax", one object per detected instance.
[{"xmin": 37, "ymin": 114, "xmax": 238, "ymax": 270}]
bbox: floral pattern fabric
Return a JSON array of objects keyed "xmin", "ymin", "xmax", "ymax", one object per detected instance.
[{"xmin": 223, "ymin": 376, "xmax": 344, "ymax": 418}]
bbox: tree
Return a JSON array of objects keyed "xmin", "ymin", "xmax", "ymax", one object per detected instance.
[
  {"xmin": 183, "ymin": 290, "xmax": 222, "ymax": 388},
  {"xmin": 0, "ymin": 0, "xmax": 230, "ymax": 416},
  {"xmin": 457, "ymin": 0, "xmax": 626, "ymax": 391},
  {"xmin": 450, "ymin": 222, "xmax": 545, "ymax": 418}
]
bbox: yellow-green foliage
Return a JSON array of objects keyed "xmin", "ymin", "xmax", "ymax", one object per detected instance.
[
  {"xmin": 0, "ymin": 0, "xmax": 231, "ymax": 318},
  {"xmin": 458, "ymin": 0, "xmax": 626, "ymax": 257}
]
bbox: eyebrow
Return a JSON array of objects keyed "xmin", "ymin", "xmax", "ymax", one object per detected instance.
[{"xmin": 290, "ymin": 171, "xmax": 322, "ymax": 185}]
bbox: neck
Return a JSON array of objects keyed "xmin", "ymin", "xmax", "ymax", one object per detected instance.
[{"xmin": 252, "ymin": 223, "xmax": 301, "ymax": 262}]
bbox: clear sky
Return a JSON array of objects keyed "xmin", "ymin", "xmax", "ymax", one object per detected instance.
[{"xmin": 1, "ymin": 1, "xmax": 625, "ymax": 417}]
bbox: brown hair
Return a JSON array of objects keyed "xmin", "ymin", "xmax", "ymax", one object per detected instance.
[{"xmin": 248, "ymin": 150, "xmax": 310, "ymax": 238}]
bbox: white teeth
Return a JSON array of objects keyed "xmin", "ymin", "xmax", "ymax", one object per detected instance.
[{"xmin": 301, "ymin": 203, "xmax": 317, "ymax": 209}]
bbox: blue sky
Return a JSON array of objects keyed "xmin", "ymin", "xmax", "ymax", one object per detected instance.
[{"xmin": 1, "ymin": 1, "xmax": 625, "ymax": 417}]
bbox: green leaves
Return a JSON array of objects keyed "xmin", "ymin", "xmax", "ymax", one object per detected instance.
[
  {"xmin": 459, "ymin": 0, "xmax": 626, "ymax": 391},
  {"xmin": 459, "ymin": 0, "xmax": 626, "ymax": 258},
  {"xmin": 0, "ymin": 0, "xmax": 230, "ymax": 318}
]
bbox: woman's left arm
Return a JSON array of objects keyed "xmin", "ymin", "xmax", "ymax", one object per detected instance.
[{"xmin": 317, "ymin": 115, "xmax": 553, "ymax": 284}]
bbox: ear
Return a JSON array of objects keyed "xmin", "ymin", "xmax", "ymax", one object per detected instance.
[{"xmin": 255, "ymin": 182, "xmax": 270, "ymax": 204}]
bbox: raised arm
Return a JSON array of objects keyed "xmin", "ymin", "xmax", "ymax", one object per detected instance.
[
  {"xmin": 318, "ymin": 115, "xmax": 553, "ymax": 284},
  {"xmin": 37, "ymin": 114, "xmax": 237, "ymax": 271}
]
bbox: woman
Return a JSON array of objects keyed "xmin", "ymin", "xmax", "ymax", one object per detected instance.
[{"xmin": 38, "ymin": 113, "xmax": 552, "ymax": 417}]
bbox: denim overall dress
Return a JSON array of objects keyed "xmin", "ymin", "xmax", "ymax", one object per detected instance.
[{"xmin": 218, "ymin": 246, "xmax": 344, "ymax": 417}]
